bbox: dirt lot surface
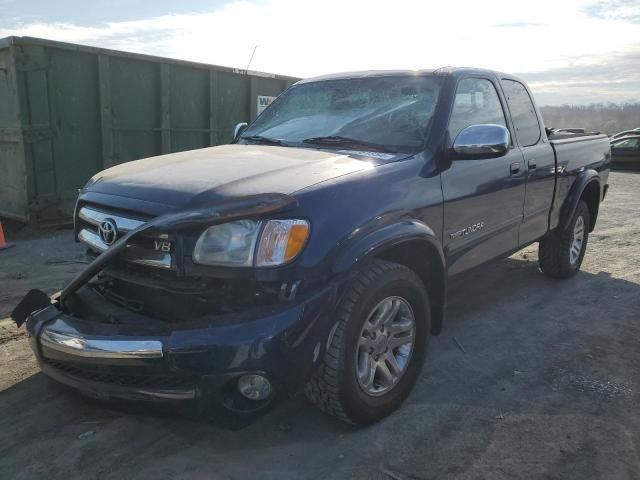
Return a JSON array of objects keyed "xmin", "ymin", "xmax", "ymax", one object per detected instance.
[{"xmin": 1, "ymin": 171, "xmax": 639, "ymax": 479}]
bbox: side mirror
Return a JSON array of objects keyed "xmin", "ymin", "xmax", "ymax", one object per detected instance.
[
  {"xmin": 232, "ymin": 122, "xmax": 249, "ymax": 143},
  {"xmin": 452, "ymin": 124, "xmax": 510, "ymax": 158}
]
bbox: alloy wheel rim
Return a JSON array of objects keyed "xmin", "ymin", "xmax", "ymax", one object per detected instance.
[
  {"xmin": 355, "ymin": 296, "xmax": 416, "ymax": 397},
  {"xmin": 570, "ymin": 215, "xmax": 585, "ymax": 265}
]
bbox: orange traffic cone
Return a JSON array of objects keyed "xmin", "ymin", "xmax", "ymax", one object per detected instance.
[{"xmin": 0, "ymin": 221, "xmax": 14, "ymax": 251}]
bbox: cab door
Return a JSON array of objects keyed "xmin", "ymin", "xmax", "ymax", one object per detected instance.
[
  {"xmin": 441, "ymin": 76, "xmax": 526, "ymax": 275},
  {"xmin": 501, "ymin": 78, "xmax": 556, "ymax": 245}
]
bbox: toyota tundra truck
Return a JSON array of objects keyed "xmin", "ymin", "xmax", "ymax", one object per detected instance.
[{"xmin": 13, "ymin": 68, "xmax": 611, "ymax": 426}]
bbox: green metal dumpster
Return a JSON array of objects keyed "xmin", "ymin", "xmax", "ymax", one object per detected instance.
[{"xmin": 0, "ymin": 36, "xmax": 299, "ymax": 225}]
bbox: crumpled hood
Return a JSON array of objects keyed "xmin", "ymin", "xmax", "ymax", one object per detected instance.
[{"xmin": 84, "ymin": 144, "xmax": 397, "ymax": 209}]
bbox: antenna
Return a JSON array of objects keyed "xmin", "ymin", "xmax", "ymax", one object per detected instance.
[{"xmin": 245, "ymin": 45, "xmax": 258, "ymax": 74}]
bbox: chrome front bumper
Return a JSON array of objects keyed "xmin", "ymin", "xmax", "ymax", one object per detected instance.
[
  {"xmin": 21, "ymin": 281, "xmax": 336, "ymax": 423},
  {"xmin": 38, "ymin": 315, "xmax": 164, "ymax": 360},
  {"xmin": 41, "ymin": 328, "xmax": 163, "ymax": 359}
]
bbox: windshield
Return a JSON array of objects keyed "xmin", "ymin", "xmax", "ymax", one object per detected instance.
[{"xmin": 242, "ymin": 75, "xmax": 442, "ymax": 153}]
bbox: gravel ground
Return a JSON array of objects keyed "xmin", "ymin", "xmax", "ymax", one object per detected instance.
[{"xmin": 1, "ymin": 171, "xmax": 639, "ymax": 480}]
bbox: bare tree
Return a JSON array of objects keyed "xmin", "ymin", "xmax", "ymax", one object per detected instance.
[{"xmin": 540, "ymin": 102, "xmax": 640, "ymax": 135}]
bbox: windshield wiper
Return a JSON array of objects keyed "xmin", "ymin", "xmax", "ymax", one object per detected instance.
[
  {"xmin": 302, "ymin": 136, "xmax": 398, "ymax": 153},
  {"xmin": 241, "ymin": 135, "xmax": 285, "ymax": 146}
]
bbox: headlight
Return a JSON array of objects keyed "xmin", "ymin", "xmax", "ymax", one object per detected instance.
[
  {"xmin": 192, "ymin": 219, "xmax": 309, "ymax": 267},
  {"xmin": 193, "ymin": 220, "xmax": 261, "ymax": 266}
]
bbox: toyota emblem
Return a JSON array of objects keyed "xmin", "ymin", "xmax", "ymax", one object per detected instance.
[{"xmin": 98, "ymin": 218, "xmax": 118, "ymax": 246}]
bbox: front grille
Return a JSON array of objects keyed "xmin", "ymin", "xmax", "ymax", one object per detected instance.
[
  {"xmin": 43, "ymin": 358, "xmax": 196, "ymax": 391},
  {"xmin": 77, "ymin": 204, "xmax": 172, "ymax": 269}
]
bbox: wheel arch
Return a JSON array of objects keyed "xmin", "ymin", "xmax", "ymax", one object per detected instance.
[
  {"xmin": 560, "ymin": 169, "xmax": 601, "ymax": 233},
  {"xmin": 332, "ymin": 221, "xmax": 447, "ymax": 335},
  {"xmin": 579, "ymin": 180, "xmax": 600, "ymax": 232}
]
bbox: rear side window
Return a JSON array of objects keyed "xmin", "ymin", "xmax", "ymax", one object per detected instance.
[
  {"xmin": 448, "ymin": 78, "xmax": 507, "ymax": 142},
  {"xmin": 501, "ymin": 79, "xmax": 541, "ymax": 146},
  {"xmin": 614, "ymin": 138, "xmax": 639, "ymax": 149}
]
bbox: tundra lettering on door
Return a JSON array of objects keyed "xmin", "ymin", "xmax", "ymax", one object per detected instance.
[{"xmin": 449, "ymin": 221, "xmax": 485, "ymax": 240}]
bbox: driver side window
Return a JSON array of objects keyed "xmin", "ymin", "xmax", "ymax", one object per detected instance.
[{"xmin": 448, "ymin": 78, "xmax": 507, "ymax": 142}]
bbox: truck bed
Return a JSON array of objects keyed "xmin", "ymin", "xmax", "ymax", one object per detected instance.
[{"xmin": 547, "ymin": 132, "xmax": 611, "ymax": 230}]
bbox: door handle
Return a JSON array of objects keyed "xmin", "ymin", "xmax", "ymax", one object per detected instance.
[
  {"xmin": 510, "ymin": 162, "xmax": 521, "ymax": 175},
  {"xmin": 528, "ymin": 159, "xmax": 537, "ymax": 170}
]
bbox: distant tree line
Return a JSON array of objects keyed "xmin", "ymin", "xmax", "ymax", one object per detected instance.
[{"xmin": 539, "ymin": 102, "xmax": 640, "ymax": 136}]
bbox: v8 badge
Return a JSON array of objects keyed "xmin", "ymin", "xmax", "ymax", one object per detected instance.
[{"xmin": 153, "ymin": 240, "xmax": 173, "ymax": 253}]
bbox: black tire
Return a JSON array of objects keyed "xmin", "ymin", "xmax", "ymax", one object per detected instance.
[
  {"xmin": 305, "ymin": 260, "xmax": 430, "ymax": 425},
  {"xmin": 539, "ymin": 200, "xmax": 590, "ymax": 279}
]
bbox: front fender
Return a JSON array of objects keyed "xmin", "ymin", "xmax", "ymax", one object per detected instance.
[
  {"xmin": 332, "ymin": 220, "xmax": 444, "ymax": 274},
  {"xmin": 331, "ymin": 220, "xmax": 447, "ymax": 335},
  {"xmin": 560, "ymin": 169, "xmax": 600, "ymax": 231}
]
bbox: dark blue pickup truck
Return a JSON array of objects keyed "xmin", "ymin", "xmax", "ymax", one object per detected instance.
[{"xmin": 13, "ymin": 68, "xmax": 611, "ymax": 426}]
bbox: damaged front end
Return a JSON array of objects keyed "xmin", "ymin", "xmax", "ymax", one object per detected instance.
[
  {"xmin": 12, "ymin": 193, "xmax": 337, "ymax": 425},
  {"xmin": 14, "ymin": 192, "xmax": 302, "ymax": 325}
]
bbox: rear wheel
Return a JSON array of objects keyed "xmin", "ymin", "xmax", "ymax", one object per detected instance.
[
  {"xmin": 539, "ymin": 200, "xmax": 590, "ymax": 279},
  {"xmin": 305, "ymin": 260, "xmax": 430, "ymax": 425}
]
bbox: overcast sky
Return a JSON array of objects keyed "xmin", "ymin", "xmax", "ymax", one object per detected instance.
[{"xmin": 1, "ymin": 0, "xmax": 639, "ymax": 105}]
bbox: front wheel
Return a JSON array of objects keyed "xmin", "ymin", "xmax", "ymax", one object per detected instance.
[
  {"xmin": 539, "ymin": 200, "xmax": 590, "ymax": 279},
  {"xmin": 305, "ymin": 260, "xmax": 430, "ymax": 425}
]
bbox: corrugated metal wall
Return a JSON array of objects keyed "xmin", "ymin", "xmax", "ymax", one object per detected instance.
[
  {"xmin": 0, "ymin": 36, "xmax": 299, "ymax": 225},
  {"xmin": 0, "ymin": 40, "xmax": 29, "ymax": 221}
]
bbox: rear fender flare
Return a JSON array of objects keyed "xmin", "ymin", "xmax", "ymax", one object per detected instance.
[{"xmin": 559, "ymin": 169, "xmax": 600, "ymax": 231}]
